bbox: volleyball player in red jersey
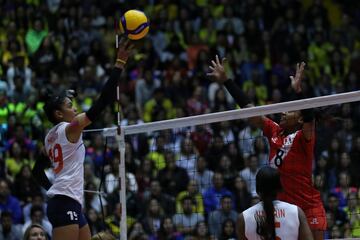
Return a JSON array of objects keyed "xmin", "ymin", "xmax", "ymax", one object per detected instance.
[{"xmin": 208, "ymin": 56, "xmax": 326, "ymax": 240}]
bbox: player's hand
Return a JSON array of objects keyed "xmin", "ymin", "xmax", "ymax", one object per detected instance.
[
  {"xmin": 290, "ymin": 62, "xmax": 306, "ymax": 93},
  {"xmin": 207, "ymin": 55, "xmax": 228, "ymax": 84},
  {"xmin": 115, "ymin": 37, "xmax": 134, "ymax": 68}
]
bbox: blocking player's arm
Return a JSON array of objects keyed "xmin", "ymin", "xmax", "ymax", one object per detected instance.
[
  {"xmin": 223, "ymin": 79, "xmax": 265, "ymax": 128},
  {"xmin": 298, "ymin": 207, "xmax": 314, "ymax": 240},
  {"xmin": 32, "ymin": 153, "xmax": 52, "ymax": 190},
  {"xmin": 300, "ymin": 109, "xmax": 315, "ymax": 141},
  {"xmin": 208, "ymin": 55, "xmax": 264, "ymax": 128},
  {"xmin": 290, "ymin": 61, "xmax": 314, "ymax": 141},
  {"xmin": 236, "ymin": 213, "xmax": 248, "ymax": 240},
  {"xmin": 66, "ymin": 38, "xmax": 133, "ymax": 143}
]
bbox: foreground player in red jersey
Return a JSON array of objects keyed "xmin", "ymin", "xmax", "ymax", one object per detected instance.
[{"xmin": 208, "ymin": 56, "xmax": 326, "ymax": 240}]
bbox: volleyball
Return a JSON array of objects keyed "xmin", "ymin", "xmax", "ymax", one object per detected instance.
[{"xmin": 119, "ymin": 10, "xmax": 149, "ymax": 40}]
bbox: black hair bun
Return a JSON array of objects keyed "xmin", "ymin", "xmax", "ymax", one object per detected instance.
[
  {"xmin": 66, "ymin": 89, "xmax": 77, "ymax": 99},
  {"xmin": 39, "ymin": 88, "xmax": 54, "ymax": 103}
]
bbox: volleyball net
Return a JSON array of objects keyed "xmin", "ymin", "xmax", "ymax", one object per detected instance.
[{"xmin": 84, "ymin": 91, "xmax": 360, "ymax": 239}]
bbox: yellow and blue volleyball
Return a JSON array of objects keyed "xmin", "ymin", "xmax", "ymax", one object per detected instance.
[{"xmin": 119, "ymin": 10, "xmax": 149, "ymax": 40}]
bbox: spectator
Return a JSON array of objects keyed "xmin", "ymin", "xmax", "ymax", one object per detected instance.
[
  {"xmin": 13, "ymin": 165, "xmax": 41, "ymax": 206},
  {"xmin": 71, "ymin": 15, "xmax": 101, "ymax": 56},
  {"xmin": 176, "ymin": 180, "xmax": 204, "ymax": 215},
  {"xmin": 176, "ymin": 137, "xmax": 198, "ymax": 176},
  {"xmin": 219, "ymin": 219, "xmax": 237, "ymax": 240},
  {"xmin": 91, "ymin": 231, "xmax": 115, "ymax": 240},
  {"xmin": 205, "ymin": 135, "xmax": 227, "ymax": 170},
  {"xmin": 128, "ymin": 222, "xmax": 148, "ymax": 240},
  {"xmin": 150, "ymin": 217, "xmax": 184, "ymax": 240},
  {"xmin": 192, "ymin": 221, "xmax": 210, "ymax": 240},
  {"xmin": 135, "ymin": 68, "xmax": 161, "ymax": 115},
  {"xmin": 135, "ymin": 159, "xmax": 156, "ymax": 196},
  {"xmin": 105, "ymin": 202, "xmax": 135, "ymax": 238},
  {"xmin": 186, "ymin": 85, "xmax": 209, "ymax": 116},
  {"xmin": 0, "ymin": 179, "xmax": 22, "ymax": 224},
  {"xmin": 146, "ymin": 134, "xmax": 167, "ymax": 171},
  {"xmin": 23, "ymin": 224, "xmax": 47, "ymax": 240},
  {"xmin": 32, "ymin": 36, "xmax": 59, "ymax": 80},
  {"xmin": 331, "ymin": 171, "xmax": 358, "ymax": 209},
  {"xmin": 6, "ymin": 55, "xmax": 32, "ymax": 101},
  {"xmin": 232, "ymin": 176, "xmax": 252, "ymax": 213},
  {"xmin": 83, "ymin": 162, "xmax": 100, "ymax": 190},
  {"xmin": 141, "ymin": 198, "xmax": 164, "ymax": 235},
  {"xmin": 239, "ymin": 154, "xmax": 260, "ymax": 197},
  {"xmin": 143, "ymin": 87, "xmax": 175, "ymax": 122},
  {"xmin": 85, "ymin": 134, "xmax": 113, "ymax": 173},
  {"xmin": 208, "ymin": 195, "xmax": 237, "ymax": 238},
  {"xmin": 84, "ymin": 181, "xmax": 107, "ymax": 215},
  {"xmin": 105, "ymin": 156, "xmax": 138, "ymax": 194},
  {"xmin": 344, "ymin": 192, "xmax": 360, "ymax": 237},
  {"xmin": 337, "ymin": 152, "xmax": 357, "ymax": 184},
  {"xmin": 158, "ymin": 150, "xmax": 189, "ymax": 197},
  {"xmin": 188, "ymin": 156, "xmax": 213, "ymax": 194},
  {"xmin": 326, "ymin": 193, "xmax": 351, "ymax": 236},
  {"xmin": 208, "ymin": 84, "xmax": 234, "ymax": 112},
  {"xmin": 217, "ymin": 154, "xmax": 237, "ymax": 190},
  {"xmin": 23, "ymin": 193, "xmax": 47, "ymax": 223},
  {"xmin": 22, "ymin": 206, "xmax": 52, "ymax": 237},
  {"xmin": 86, "ymin": 208, "xmax": 106, "ymax": 236},
  {"xmin": 143, "ymin": 180, "xmax": 175, "ymax": 216},
  {"xmin": 0, "ymin": 211, "xmax": 22, "ymax": 240},
  {"xmin": 237, "ymin": 125, "xmax": 262, "ymax": 159},
  {"xmin": 25, "ymin": 18, "xmax": 48, "ymax": 55},
  {"xmin": 172, "ymin": 196, "xmax": 204, "ymax": 236},
  {"xmin": 5, "ymin": 142, "xmax": 34, "ymax": 180},
  {"xmin": 202, "ymin": 172, "xmax": 233, "ymax": 214},
  {"xmin": 350, "ymin": 135, "xmax": 360, "ymax": 187}
]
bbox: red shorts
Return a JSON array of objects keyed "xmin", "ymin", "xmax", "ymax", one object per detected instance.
[{"xmin": 304, "ymin": 206, "xmax": 327, "ymax": 231}]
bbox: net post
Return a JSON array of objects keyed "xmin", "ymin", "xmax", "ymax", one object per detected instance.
[{"xmin": 117, "ymin": 126, "xmax": 127, "ymax": 240}]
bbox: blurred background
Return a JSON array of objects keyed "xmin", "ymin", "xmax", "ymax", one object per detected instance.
[{"xmin": 1, "ymin": 0, "xmax": 360, "ymax": 239}]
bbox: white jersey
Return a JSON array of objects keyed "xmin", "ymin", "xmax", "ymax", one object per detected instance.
[
  {"xmin": 243, "ymin": 200, "xmax": 299, "ymax": 240},
  {"xmin": 44, "ymin": 122, "xmax": 85, "ymax": 205}
]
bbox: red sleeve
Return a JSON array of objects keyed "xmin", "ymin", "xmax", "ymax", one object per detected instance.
[
  {"xmin": 262, "ymin": 117, "xmax": 280, "ymax": 139},
  {"xmin": 297, "ymin": 130, "xmax": 315, "ymax": 157}
]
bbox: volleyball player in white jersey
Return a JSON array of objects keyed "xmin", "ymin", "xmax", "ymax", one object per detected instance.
[
  {"xmin": 32, "ymin": 38, "xmax": 133, "ymax": 240},
  {"xmin": 237, "ymin": 166, "xmax": 313, "ymax": 240}
]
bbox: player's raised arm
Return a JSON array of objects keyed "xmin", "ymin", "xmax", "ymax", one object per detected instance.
[
  {"xmin": 65, "ymin": 38, "xmax": 134, "ymax": 143},
  {"xmin": 290, "ymin": 62, "xmax": 315, "ymax": 141},
  {"xmin": 207, "ymin": 55, "xmax": 264, "ymax": 128}
]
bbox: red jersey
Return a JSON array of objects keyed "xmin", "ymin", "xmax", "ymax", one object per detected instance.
[{"xmin": 262, "ymin": 117, "xmax": 322, "ymax": 210}]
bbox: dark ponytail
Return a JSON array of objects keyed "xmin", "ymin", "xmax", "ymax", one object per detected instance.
[
  {"xmin": 255, "ymin": 167, "xmax": 282, "ymax": 240},
  {"xmin": 256, "ymin": 195, "xmax": 276, "ymax": 240}
]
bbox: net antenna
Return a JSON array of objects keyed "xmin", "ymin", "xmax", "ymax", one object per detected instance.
[
  {"xmin": 116, "ymin": 34, "xmax": 127, "ymax": 240},
  {"xmin": 83, "ymin": 90, "xmax": 360, "ymax": 240}
]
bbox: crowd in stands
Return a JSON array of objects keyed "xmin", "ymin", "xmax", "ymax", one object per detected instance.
[{"xmin": 1, "ymin": 0, "xmax": 360, "ymax": 239}]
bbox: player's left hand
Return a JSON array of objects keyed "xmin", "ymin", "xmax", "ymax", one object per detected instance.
[
  {"xmin": 207, "ymin": 55, "xmax": 228, "ymax": 84},
  {"xmin": 290, "ymin": 62, "xmax": 306, "ymax": 93}
]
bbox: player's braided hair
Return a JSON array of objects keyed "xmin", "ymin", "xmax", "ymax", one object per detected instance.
[{"xmin": 255, "ymin": 167, "xmax": 283, "ymax": 240}]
